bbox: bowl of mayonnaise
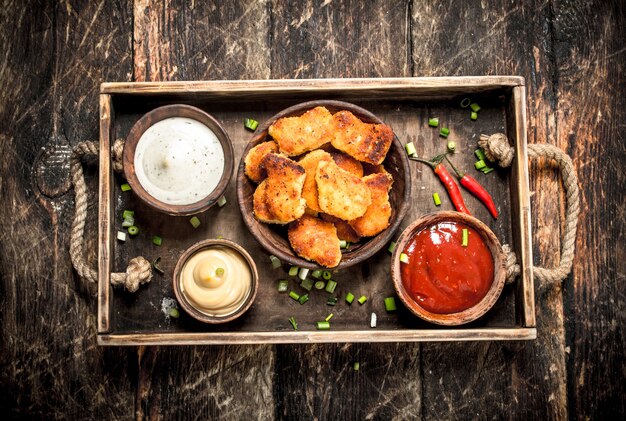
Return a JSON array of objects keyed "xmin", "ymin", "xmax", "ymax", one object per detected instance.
[{"xmin": 173, "ymin": 239, "xmax": 259, "ymax": 324}]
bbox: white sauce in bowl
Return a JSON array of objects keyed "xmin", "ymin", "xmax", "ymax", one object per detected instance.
[{"xmin": 134, "ymin": 117, "xmax": 225, "ymax": 205}]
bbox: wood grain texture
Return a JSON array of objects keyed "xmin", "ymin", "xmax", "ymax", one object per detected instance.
[
  {"xmin": 0, "ymin": 0, "xmax": 623, "ymax": 419},
  {"xmin": 411, "ymin": 1, "xmax": 568, "ymax": 420},
  {"xmin": 0, "ymin": 0, "xmax": 135, "ymax": 419},
  {"xmin": 131, "ymin": 1, "xmax": 276, "ymax": 420},
  {"xmin": 551, "ymin": 0, "xmax": 626, "ymax": 418}
]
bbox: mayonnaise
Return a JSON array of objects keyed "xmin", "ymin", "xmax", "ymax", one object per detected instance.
[
  {"xmin": 180, "ymin": 246, "xmax": 252, "ymax": 317},
  {"xmin": 134, "ymin": 117, "xmax": 225, "ymax": 205}
]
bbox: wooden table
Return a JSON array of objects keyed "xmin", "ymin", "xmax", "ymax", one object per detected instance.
[{"xmin": 1, "ymin": 1, "xmax": 623, "ymax": 419}]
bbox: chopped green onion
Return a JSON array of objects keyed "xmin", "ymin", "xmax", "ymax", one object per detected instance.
[
  {"xmin": 152, "ymin": 235, "xmax": 162, "ymax": 246},
  {"xmin": 384, "ymin": 297, "xmax": 397, "ymax": 312},
  {"xmin": 327, "ymin": 297, "xmax": 338, "ymax": 306},
  {"xmin": 482, "ymin": 167, "xmax": 495, "ymax": 174},
  {"xmin": 462, "ymin": 228, "xmax": 469, "ymax": 247},
  {"xmin": 475, "ymin": 148, "xmax": 487, "ymax": 161},
  {"xmin": 288, "ymin": 266, "xmax": 299, "ymax": 277},
  {"xmin": 127, "ymin": 225, "xmax": 139, "ymax": 236},
  {"xmin": 316, "ymin": 321, "xmax": 330, "ymax": 330},
  {"xmin": 277, "ymin": 280, "xmax": 289, "ymax": 292},
  {"xmin": 300, "ymin": 278, "xmax": 314, "ymax": 291},
  {"xmin": 325, "ymin": 313, "xmax": 334, "ymax": 322},
  {"xmin": 168, "ymin": 308, "xmax": 180, "ymax": 318},
  {"xmin": 399, "ymin": 253, "xmax": 409, "ymax": 264},
  {"xmin": 428, "ymin": 117, "xmax": 439, "ymax": 127},
  {"xmin": 470, "ymin": 111, "xmax": 478, "ymax": 121},
  {"xmin": 121, "ymin": 183, "xmax": 131, "ymax": 192},
  {"xmin": 122, "ymin": 210, "xmax": 134, "ymax": 220},
  {"xmin": 325, "ymin": 279, "xmax": 337, "ymax": 294},
  {"xmin": 339, "ymin": 240, "xmax": 348, "ymax": 249},
  {"xmin": 439, "ymin": 127, "xmax": 450, "ymax": 138},
  {"xmin": 432, "ymin": 192, "xmax": 441, "ymax": 206},
  {"xmin": 311, "ymin": 269, "xmax": 322, "ymax": 279},
  {"xmin": 460, "ymin": 98, "xmax": 471, "ymax": 108},
  {"xmin": 122, "ymin": 217, "xmax": 134, "ymax": 228},
  {"xmin": 289, "ymin": 317, "xmax": 298, "ymax": 330},
  {"xmin": 189, "ymin": 216, "xmax": 201, "ymax": 228},
  {"xmin": 470, "ymin": 103, "xmax": 481, "ymax": 113},
  {"xmin": 152, "ymin": 257, "xmax": 164, "ymax": 274},
  {"xmin": 298, "ymin": 294, "xmax": 309, "ymax": 305},
  {"xmin": 447, "ymin": 140, "xmax": 456, "ymax": 152},
  {"xmin": 215, "ymin": 267, "xmax": 225, "ymax": 277},
  {"xmin": 322, "ymin": 270, "xmax": 332, "ymax": 280},
  {"xmin": 289, "ymin": 291, "xmax": 300, "ymax": 301},
  {"xmin": 353, "ymin": 362, "xmax": 360, "ymax": 371},
  {"xmin": 475, "ymin": 160, "xmax": 487, "ymax": 170},
  {"xmin": 269, "ymin": 255, "xmax": 282, "ymax": 269},
  {"xmin": 345, "ymin": 292, "xmax": 355, "ymax": 304},
  {"xmin": 298, "ymin": 267, "xmax": 309, "ymax": 281},
  {"xmin": 358, "ymin": 295, "xmax": 368, "ymax": 305},
  {"xmin": 244, "ymin": 118, "xmax": 259, "ymax": 131},
  {"xmin": 217, "ymin": 195, "xmax": 227, "ymax": 207},
  {"xmin": 370, "ymin": 312, "xmax": 377, "ymax": 328},
  {"xmin": 405, "ymin": 142, "xmax": 417, "ymax": 157},
  {"xmin": 387, "ymin": 241, "xmax": 397, "ymax": 254},
  {"xmin": 314, "ymin": 280, "xmax": 326, "ymax": 290},
  {"xmin": 117, "ymin": 231, "xmax": 126, "ymax": 242}
]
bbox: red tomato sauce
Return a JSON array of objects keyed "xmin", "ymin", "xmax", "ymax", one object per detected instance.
[{"xmin": 400, "ymin": 221, "xmax": 494, "ymax": 314}]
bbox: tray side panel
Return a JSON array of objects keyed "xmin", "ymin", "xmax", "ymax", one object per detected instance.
[
  {"xmin": 509, "ymin": 85, "xmax": 535, "ymax": 327},
  {"xmin": 98, "ymin": 94, "xmax": 113, "ymax": 333}
]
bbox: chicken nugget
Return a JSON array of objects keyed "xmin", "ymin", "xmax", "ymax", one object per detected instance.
[
  {"xmin": 349, "ymin": 173, "xmax": 393, "ymax": 237},
  {"xmin": 253, "ymin": 180, "xmax": 282, "ymax": 224},
  {"xmin": 330, "ymin": 110, "xmax": 394, "ymax": 165},
  {"xmin": 263, "ymin": 153, "xmax": 306, "ymax": 223},
  {"xmin": 298, "ymin": 149, "xmax": 333, "ymax": 213},
  {"xmin": 288, "ymin": 215, "xmax": 342, "ymax": 268},
  {"xmin": 316, "ymin": 160, "xmax": 371, "ymax": 220},
  {"xmin": 268, "ymin": 106, "xmax": 333, "ymax": 156},
  {"xmin": 245, "ymin": 141, "xmax": 279, "ymax": 183},
  {"xmin": 362, "ymin": 162, "xmax": 389, "ymax": 176},
  {"xmin": 320, "ymin": 213, "xmax": 361, "ymax": 243},
  {"xmin": 328, "ymin": 150, "xmax": 364, "ymax": 177}
]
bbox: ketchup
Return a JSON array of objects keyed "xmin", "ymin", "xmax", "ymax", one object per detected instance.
[{"xmin": 400, "ymin": 221, "xmax": 494, "ymax": 314}]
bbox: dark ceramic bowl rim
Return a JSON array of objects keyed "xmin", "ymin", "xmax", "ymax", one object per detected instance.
[
  {"xmin": 236, "ymin": 99, "xmax": 411, "ymax": 270},
  {"xmin": 172, "ymin": 239, "xmax": 259, "ymax": 324},
  {"xmin": 123, "ymin": 104, "xmax": 234, "ymax": 216},
  {"xmin": 390, "ymin": 211, "xmax": 507, "ymax": 326}
]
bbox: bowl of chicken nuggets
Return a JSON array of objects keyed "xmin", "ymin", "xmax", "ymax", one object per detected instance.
[{"xmin": 236, "ymin": 100, "xmax": 411, "ymax": 269}]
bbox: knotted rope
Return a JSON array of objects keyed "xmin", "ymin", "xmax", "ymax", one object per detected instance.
[
  {"xmin": 479, "ymin": 134, "xmax": 580, "ymax": 291},
  {"xmin": 69, "ymin": 140, "xmax": 152, "ymax": 293}
]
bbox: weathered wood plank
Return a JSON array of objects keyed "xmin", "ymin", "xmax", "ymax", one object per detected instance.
[
  {"xmin": 0, "ymin": 0, "xmax": 135, "ymax": 418},
  {"xmin": 130, "ymin": 1, "xmax": 275, "ymax": 419},
  {"xmin": 552, "ymin": 0, "xmax": 626, "ymax": 418},
  {"xmin": 267, "ymin": 2, "xmax": 420, "ymax": 420},
  {"xmin": 411, "ymin": 1, "xmax": 568, "ymax": 419}
]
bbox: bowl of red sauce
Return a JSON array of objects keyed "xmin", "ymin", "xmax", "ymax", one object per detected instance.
[{"xmin": 390, "ymin": 211, "xmax": 506, "ymax": 325}]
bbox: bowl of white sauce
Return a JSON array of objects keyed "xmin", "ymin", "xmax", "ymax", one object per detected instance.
[
  {"xmin": 123, "ymin": 104, "xmax": 234, "ymax": 215},
  {"xmin": 173, "ymin": 239, "xmax": 259, "ymax": 324}
]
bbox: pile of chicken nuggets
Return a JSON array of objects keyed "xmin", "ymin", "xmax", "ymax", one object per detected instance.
[{"xmin": 244, "ymin": 106, "xmax": 395, "ymax": 268}]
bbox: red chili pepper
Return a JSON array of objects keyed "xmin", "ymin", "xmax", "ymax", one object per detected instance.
[
  {"xmin": 445, "ymin": 156, "xmax": 498, "ymax": 219},
  {"xmin": 410, "ymin": 154, "xmax": 471, "ymax": 215}
]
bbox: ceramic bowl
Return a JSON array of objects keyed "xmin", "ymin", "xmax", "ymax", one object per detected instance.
[
  {"xmin": 390, "ymin": 211, "xmax": 506, "ymax": 325},
  {"xmin": 123, "ymin": 104, "xmax": 234, "ymax": 216},
  {"xmin": 236, "ymin": 100, "xmax": 411, "ymax": 270}
]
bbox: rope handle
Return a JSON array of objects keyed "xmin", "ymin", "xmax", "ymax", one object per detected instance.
[
  {"xmin": 479, "ymin": 134, "xmax": 580, "ymax": 291},
  {"xmin": 69, "ymin": 140, "xmax": 152, "ymax": 293}
]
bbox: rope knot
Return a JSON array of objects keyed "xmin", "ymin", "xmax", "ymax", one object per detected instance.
[
  {"xmin": 111, "ymin": 257, "xmax": 153, "ymax": 293},
  {"xmin": 112, "ymin": 139, "xmax": 125, "ymax": 173},
  {"xmin": 479, "ymin": 133, "xmax": 515, "ymax": 168}
]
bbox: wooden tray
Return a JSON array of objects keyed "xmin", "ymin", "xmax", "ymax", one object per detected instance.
[{"xmin": 97, "ymin": 77, "xmax": 535, "ymax": 345}]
